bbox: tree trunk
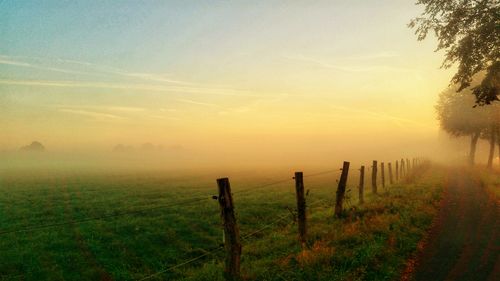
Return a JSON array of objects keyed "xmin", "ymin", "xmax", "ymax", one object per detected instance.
[
  {"xmin": 469, "ymin": 132, "xmax": 480, "ymax": 166},
  {"xmin": 498, "ymin": 128, "xmax": 500, "ymax": 167},
  {"xmin": 487, "ymin": 126, "xmax": 496, "ymax": 169}
]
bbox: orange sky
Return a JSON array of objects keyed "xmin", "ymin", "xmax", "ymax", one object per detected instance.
[{"xmin": 0, "ymin": 1, "xmax": 458, "ymax": 166}]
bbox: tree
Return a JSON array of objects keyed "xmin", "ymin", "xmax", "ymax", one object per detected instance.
[
  {"xmin": 20, "ymin": 141, "xmax": 45, "ymax": 152},
  {"xmin": 483, "ymin": 123, "xmax": 497, "ymax": 169},
  {"xmin": 410, "ymin": 0, "xmax": 499, "ymax": 105},
  {"xmin": 482, "ymin": 103, "xmax": 500, "ymax": 168},
  {"xmin": 436, "ymin": 85, "xmax": 490, "ymax": 164}
]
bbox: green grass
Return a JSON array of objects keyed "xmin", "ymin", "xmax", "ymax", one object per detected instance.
[{"xmin": 0, "ymin": 164, "xmax": 443, "ymax": 280}]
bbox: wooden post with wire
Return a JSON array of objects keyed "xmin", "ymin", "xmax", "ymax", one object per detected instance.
[
  {"xmin": 294, "ymin": 172, "xmax": 306, "ymax": 246},
  {"xmin": 216, "ymin": 178, "xmax": 241, "ymax": 281},
  {"xmin": 396, "ymin": 160, "xmax": 399, "ymax": 182},
  {"xmin": 335, "ymin": 161, "xmax": 350, "ymax": 217},
  {"xmin": 381, "ymin": 162, "xmax": 385, "ymax": 188},
  {"xmin": 372, "ymin": 160, "xmax": 378, "ymax": 194},
  {"xmin": 359, "ymin": 165, "xmax": 365, "ymax": 204},
  {"xmin": 388, "ymin": 162, "xmax": 393, "ymax": 185}
]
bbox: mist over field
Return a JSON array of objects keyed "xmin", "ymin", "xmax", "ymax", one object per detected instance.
[
  {"xmin": 1, "ymin": 129, "xmax": 497, "ymax": 173},
  {"xmin": 0, "ymin": 1, "xmax": 458, "ymax": 173}
]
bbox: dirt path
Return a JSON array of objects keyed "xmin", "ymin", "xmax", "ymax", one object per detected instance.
[{"xmin": 412, "ymin": 168, "xmax": 499, "ymax": 281}]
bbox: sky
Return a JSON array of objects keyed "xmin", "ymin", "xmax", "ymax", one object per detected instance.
[{"xmin": 0, "ymin": 1, "xmax": 459, "ymax": 166}]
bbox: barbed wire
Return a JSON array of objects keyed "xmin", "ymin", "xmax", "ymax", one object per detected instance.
[
  {"xmin": 241, "ymin": 213, "xmax": 293, "ymax": 241},
  {"xmin": 137, "ymin": 245, "xmax": 224, "ymax": 281},
  {"xmin": 231, "ymin": 169, "xmax": 340, "ymax": 196},
  {"xmin": 0, "ymin": 170, "xmax": 339, "ymax": 236},
  {"xmin": 303, "ymin": 169, "xmax": 340, "ymax": 178},
  {"xmin": 0, "ymin": 196, "xmax": 211, "ymax": 236},
  {"xmin": 137, "ymin": 212, "xmax": 294, "ymax": 280},
  {"xmin": 2, "ymin": 160, "xmax": 425, "ymax": 280},
  {"xmin": 138, "ymin": 208, "xmax": 298, "ymax": 280},
  {"xmin": 308, "ymin": 198, "xmax": 330, "ymax": 207},
  {"xmin": 232, "ymin": 178, "xmax": 294, "ymax": 195},
  {"xmin": 241, "ymin": 197, "xmax": 331, "ymax": 242}
]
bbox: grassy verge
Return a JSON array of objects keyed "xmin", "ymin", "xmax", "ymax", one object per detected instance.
[{"xmin": 184, "ymin": 164, "xmax": 444, "ymax": 281}]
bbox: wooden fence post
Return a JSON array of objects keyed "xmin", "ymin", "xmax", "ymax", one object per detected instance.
[
  {"xmin": 359, "ymin": 165, "xmax": 365, "ymax": 204},
  {"xmin": 381, "ymin": 162, "xmax": 385, "ymax": 188},
  {"xmin": 335, "ymin": 161, "xmax": 350, "ymax": 218},
  {"xmin": 372, "ymin": 160, "xmax": 378, "ymax": 194},
  {"xmin": 395, "ymin": 160, "xmax": 399, "ymax": 182},
  {"xmin": 388, "ymin": 162, "xmax": 393, "ymax": 185},
  {"xmin": 294, "ymin": 172, "xmax": 306, "ymax": 246},
  {"xmin": 217, "ymin": 178, "xmax": 241, "ymax": 281},
  {"xmin": 401, "ymin": 159, "xmax": 405, "ymax": 178}
]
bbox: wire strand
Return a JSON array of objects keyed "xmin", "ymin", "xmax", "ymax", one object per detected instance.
[
  {"xmin": 138, "ymin": 184, "xmax": 336, "ymax": 280},
  {"xmin": 232, "ymin": 178, "xmax": 293, "ymax": 195},
  {"xmin": 303, "ymin": 169, "xmax": 340, "ymax": 178},
  {"xmin": 140, "ymin": 211, "xmax": 296, "ymax": 280},
  {"xmin": 0, "ymin": 171, "xmax": 336, "ymax": 236},
  {"xmin": 137, "ymin": 245, "xmax": 224, "ymax": 281},
  {"xmin": 0, "ymin": 196, "xmax": 211, "ymax": 236},
  {"xmin": 241, "ymin": 213, "xmax": 293, "ymax": 241},
  {"xmin": 231, "ymin": 168, "xmax": 339, "ymax": 196}
]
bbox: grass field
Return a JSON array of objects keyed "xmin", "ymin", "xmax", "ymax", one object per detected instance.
[{"xmin": 0, "ymin": 163, "xmax": 443, "ymax": 280}]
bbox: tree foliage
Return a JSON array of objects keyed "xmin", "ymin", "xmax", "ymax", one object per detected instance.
[
  {"xmin": 436, "ymin": 85, "xmax": 489, "ymax": 137},
  {"xmin": 410, "ymin": 0, "xmax": 500, "ymax": 105}
]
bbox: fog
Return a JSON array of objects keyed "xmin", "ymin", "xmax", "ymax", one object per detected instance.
[
  {"xmin": 0, "ymin": 1, "xmax": 491, "ymax": 174},
  {"xmin": 2, "ymin": 132, "xmax": 495, "ymax": 174}
]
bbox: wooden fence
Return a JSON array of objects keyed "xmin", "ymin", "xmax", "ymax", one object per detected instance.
[{"xmin": 215, "ymin": 157, "xmax": 424, "ymax": 280}]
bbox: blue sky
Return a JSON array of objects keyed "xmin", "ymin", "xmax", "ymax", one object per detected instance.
[{"xmin": 1, "ymin": 1, "xmax": 425, "ymax": 73}]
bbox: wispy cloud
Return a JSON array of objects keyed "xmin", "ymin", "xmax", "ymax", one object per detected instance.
[
  {"xmin": 0, "ymin": 58, "xmax": 96, "ymax": 76},
  {"xmin": 148, "ymin": 115, "xmax": 181, "ymax": 121},
  {"xmin": 159, "ymin": 108, "xmax": 178, "ymax": 112},
  {"xmin": 0, "ymin": 55, "xmax": 287, "ymax": 99},
  {"xmin": 104, "ymin": 106, "xmax": 145, "ymax": 112},
  {"xmin": 0, "ymin": 55, "xmax": 189, "ymax": 84},
  {"xmin": 0, "ymin": 55, "xmax": 230, "ymax": 87},
  {"xmin": 0, "ymin": 78, "xmax": 266, "ymax": 97},
  {"xmin": 337, "ymin": 52, "xmax": 400, "ymax": 61},
  {"xmin": 329, "ymin": 105, "xmax": 433, "ymax": 129},
  {"xmin": 282, "ymin": 54, "xmax": 414, "ymax": 73},
  {"xmin": 175, "ymin": 98, "xmax": 218, "ymax": 107},
  {"xmin": 58, "ymin": 108, "xmax": 124, "ymax": 120},
  {"xmin": 218, "ymin": 94, "xmax": 287, "ymax": 115},
  {"xmin": 124, "ymin": 72, "xmax": 192, "ymax": 85},
  {"xmin": 53, "ymin": 104, "xmax": 145, "ymax": 112},
  {"xmin": 53, "ymin": 104, "xmax": 184, "ymax": 121}
]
